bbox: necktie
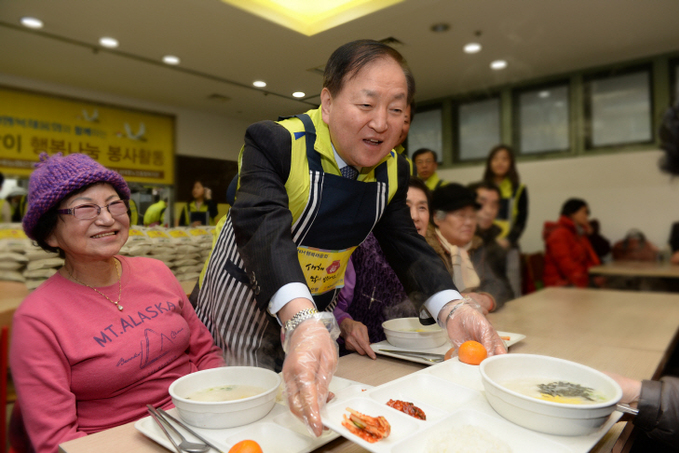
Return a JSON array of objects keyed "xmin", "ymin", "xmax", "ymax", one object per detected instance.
[{"xmin": 340, "ymin": 165, "xmax": 358, "ymax": 180}]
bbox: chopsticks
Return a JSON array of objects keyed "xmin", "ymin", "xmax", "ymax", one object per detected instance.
[
  {"xmin": 146, "ymin": 405, "xmax": 182, "ymax": 453},
  {"xmin": 157, "ymin": 408, "xmax": 226, "ymax": 453},
  {"xmin": 146, "ymin": 405, "xmax": 226, "ymax": 453}
]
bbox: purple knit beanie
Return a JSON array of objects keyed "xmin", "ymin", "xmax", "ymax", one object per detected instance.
[{"xmin": 23, "ymin": 153, "xmax": 131, "ymax": 240}]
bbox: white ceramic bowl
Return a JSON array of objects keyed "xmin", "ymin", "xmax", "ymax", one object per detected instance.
[
  {"xmin": 382, "ymin": 317, "xmax": 448, "ymax": 349},
  {"xmin": 169, "ymin": 366, "xmax": 281, "ymax": 429},
  {"xmin": 480, "ymin": 354, "xmax": 622, "ymax": 436}
]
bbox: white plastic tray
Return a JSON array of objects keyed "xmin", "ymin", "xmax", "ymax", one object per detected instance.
[
  {"xmin": 370, "ymin": 331, "xmax": 526, "ymax": 365},
  {"xmin": 135, "ymin": 376, "xmax": 369, "ymax": 453},
  {"xmin": 321, "ymin": 358, "xmax": 622, "ymax": 452}
]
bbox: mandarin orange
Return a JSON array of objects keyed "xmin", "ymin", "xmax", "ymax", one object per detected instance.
[
  {"xmin": 228, "ymin": 439, "xmax": 263, "ymax": 453},
  {"xmin": 457, "ymin": 340, "xmax": 487, "ymax": 365}
]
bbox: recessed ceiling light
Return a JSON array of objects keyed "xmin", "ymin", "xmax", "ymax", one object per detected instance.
[
  {"xmin": 21, "ymin": 17, "xmax": 43, "ymax": 29},
  {"xmin": 538, "ymin": 90, "xmax": 551, "ymax": 98},
  {"xmin": 292, "ymin": 92, "xmax": 306, "ymax": 98},
  {"xmin": 253, "ymin": 81, "xmax": 267, "ymax": 88},
  {"xmin": 430, "ymin": 23, "xmax": 450, "ymax": 33},
  {"xmin": 99, "ymin": 37, "xmax": 119, "ymax": 48},
  {"xmin": 490, "ymin": 60, "xmax": 507, "ymax": 70},
  {"xmin": 464, "ymin": 43, "xmax": 482, "ymax": 54},
  {"xmin": 163, "ymin": 55, "xmax": 180, "ymax": 65}
]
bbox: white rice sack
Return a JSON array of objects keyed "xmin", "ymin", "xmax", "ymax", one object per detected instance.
[
  {"xmin": 119, "ymin": 243, "xmax": 152, "ymax": 256},
  {"xmin": 0, "ymin": 261, "xmax": 24, "ymax": 271},
  {"xmin": 26, "ymin": 257, "xmax": 65, "ymax": 271},
  {"xmin": 24, "ymin": 247, "xmax": 57, "ymax": 261},
  {"xmin": 172, "ymin": 258, "xmax": 200, "ymax": 267},
  {"xmin": 0, "ymin": 270, "xmax": 25, "ymax": 282},
  {"xmin": 23, "ymin": 268, "xmax": 58, "ymax": 279},
  {"xmin": 25, "ymin": 279, "xmax": 48, "ymax": 290},
  {"xmin": 0, "ymin": 225, "xmax": 31, "ymax": 253},
  {"xmin": 166, "ymin": 228, "xmax": 195, "ymax": 243},
  {"xmin": 145, "ymin": 229, "xmax": 174, "ymax": 244},
  {"xmin": 174, "ymin": 271, "xmax": 201, "ymax": 282},
  {"xmin": 173, "ymin": 264, "xmax": 204, "ymax": 274},
  {"xmin": 175, "ymin": 244, "xmax": 202, "ymax": 254},
  {"xmin": 187, "ymin": 227, "xmax": 212, "ymax": 243},
  {"xmin": 0, "ymin": 252, "xmax": 28, "ymax": 263},
  {"xmin": 147, "ymin": 246, "xmax": 177, "ymax": 257},
  {"xmin": 127, "ymin": 226, "xmax": 150, "ymax": 243}
]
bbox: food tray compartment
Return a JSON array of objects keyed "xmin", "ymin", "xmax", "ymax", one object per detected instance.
[
  {"xmin": 322, "ymin": 397, "xmax": 420, "ymax": 452},
  {"xmin": 426, "ymin": 358, "xmax": 486, "ymax": 391},
  {"xmin": 367, "ymin": 373, "xmax": 477, "ymax": 420},
  {"xmin": 224, "ymin": 422, "xmax": 313, "ymax": 451},
  {"xmin": 392, "ymin": 408, "xmax": 573, "ymax": 453}
]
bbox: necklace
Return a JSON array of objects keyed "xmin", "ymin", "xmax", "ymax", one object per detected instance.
[{"xmin": 67, "ymin": 259, "xmax": 123, "ymax": 311}]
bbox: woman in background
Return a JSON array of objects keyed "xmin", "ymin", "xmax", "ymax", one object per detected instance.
[
  {"xmin": 177, "ymin": 180, "xmax": 218, "ymax": 226},
  {"xmin": 482, "ymin": 145, "xmax": 528, "ymax": 297},
  {"xmin": 11, "ymin": 153, "xmax": 224, "ymax": 452},
  {"xmin": 542, "ymin": 198, "xmax": 600, "ymax": 288}
]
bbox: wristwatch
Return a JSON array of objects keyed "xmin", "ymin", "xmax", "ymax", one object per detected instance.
[{"xmin": 284, "ymin": 307, "xmax": 319, "ymax": 332}]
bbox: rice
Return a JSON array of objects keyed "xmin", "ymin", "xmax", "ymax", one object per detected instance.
[{"xmin": 424, "ymin": 425, "xmax": 512, "ymax": 453}]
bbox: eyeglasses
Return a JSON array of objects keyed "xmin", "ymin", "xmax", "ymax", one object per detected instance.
[{"xmin": 57, "ymin": 200, "xmax": 129, "ymax": 220}]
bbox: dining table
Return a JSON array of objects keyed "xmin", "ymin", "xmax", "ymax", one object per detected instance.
[
  {"xmin": 58, "ymin": 287, "xmax": 679, "ymax": 453},
  {"xmin": 589, "ymin": 261, "xmax": 679, "ymax": 279}
]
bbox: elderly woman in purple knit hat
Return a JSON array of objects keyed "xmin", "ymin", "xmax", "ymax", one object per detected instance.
[{"xmin": 10, "ymin": 153, "xmax": 224, "ymax": 453}]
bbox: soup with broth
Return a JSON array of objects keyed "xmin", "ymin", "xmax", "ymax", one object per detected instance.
[
  {"xmin": 186, "ymin": 385, "xmax": 266, "ymax": 402},
  {"xmin": 502, "ymin": 379, "xmax": 608, "ymax": 405}
]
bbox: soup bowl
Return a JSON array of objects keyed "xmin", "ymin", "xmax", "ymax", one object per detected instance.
[
  {"xmin": 382, "ymin": 317, "xmax": 448, "ymax": 349},
  {"xmin": 169, "ymin": 366, "xmax": 281, "ymax": 429},
  {"xmin": 480, "ymin": 354, "xmax": 623, "ymax": 436}
]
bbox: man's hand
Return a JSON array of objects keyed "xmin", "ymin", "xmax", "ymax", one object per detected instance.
[
  {"xmin": 439, "ymin": 300, "xmax": 506, "ymax": 356},
  {"xmin": 340, "ymin": 319, "xmax": 376, "ymax": 359},
  {"xmin": 282, "ymin": 318, "xmax": 338, "ymax": 436}
]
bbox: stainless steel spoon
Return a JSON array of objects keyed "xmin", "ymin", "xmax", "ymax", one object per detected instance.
[{"xmin": 147, "ymin": 405, "xmax": 209, "ymax": 453}]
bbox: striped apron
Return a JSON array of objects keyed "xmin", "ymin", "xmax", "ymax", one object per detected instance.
[{"xmin": 195, "ymin": 114, "xmax": 389, "ymax": 371}]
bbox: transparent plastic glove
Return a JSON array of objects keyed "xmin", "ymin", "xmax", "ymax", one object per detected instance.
[
  {"xmin": 604, "ymin": 372, "xmax": 641, "ymax": 405},
  {"xmin": 340, "ymin": 319, "xmax": 376, "ymax": 359},
  {"xmin": 282, "ymin": 313, "xmax": 340, "ymax": 437},
  {"xmin": 463, "ymin": 292, "xmax": 493, "ymax": 315},
  {"xmin": 443, "ymin": 299, "xmax": 506, "ymax": 356}
]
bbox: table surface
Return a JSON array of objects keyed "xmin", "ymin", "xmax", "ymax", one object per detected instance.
[
  {"xmin": 58, "ymin": 287, "xmax": 679, "ymax": 453},
  {"xmin": 589, "ymin": 260, "xmax": 679, "ymax": 278}
]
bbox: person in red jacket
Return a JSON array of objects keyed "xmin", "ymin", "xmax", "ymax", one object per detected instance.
[{"xmin": 542, "ymin": 198, "xmax": 600, "ymax": 287}]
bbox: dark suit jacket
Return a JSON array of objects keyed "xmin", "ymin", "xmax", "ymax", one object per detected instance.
[{"xmin": 230, "ymin": 118, "xmax": 457, "ymax": 319}]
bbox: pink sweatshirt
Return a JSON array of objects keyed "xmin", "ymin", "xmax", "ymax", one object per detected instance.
[{"xmin": 10, "ymin": 255, "xmax": 225, "ymax": 453}]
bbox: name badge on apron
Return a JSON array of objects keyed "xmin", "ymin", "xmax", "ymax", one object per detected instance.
[{"xmin": 297, "ymin": 244, "xmax": 356, "ymax": 295}]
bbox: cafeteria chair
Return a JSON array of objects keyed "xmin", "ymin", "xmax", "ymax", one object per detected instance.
[{"xmin": 521, "ymin": 252, "xmax": 544, "ymax": 294}]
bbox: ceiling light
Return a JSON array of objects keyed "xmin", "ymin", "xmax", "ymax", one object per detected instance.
[
  {"xmin": 464, "ymin": 43, "xmax": 482, "ymax": 54},
  {"xmin": 99, "ymin": 37, "xmax": 119, "ymax": 48},
  {"xmin": 490, "ymin": 60, "xmax": 507, "ymax": 70},
  {"xmin": 253, "ymin": 81, "xmax": 267, "ymax": 88},
  {"xmin": 292, "ymin": 92, "xmax": 305, "ymax": 98},
  {"xmin": 538, "ymin": 90, "xmax": 551, "ymax": 98},
  {"xmin": 430, "ymin": 23, "xmax": 450, "ymax": 33},
  {"xmin": 21, "ymin": 17, "xmax": 43, "ymax": 29},
  {"xmin": 163, "ymin": 55, "xmax": 180, "ymax": 65}
]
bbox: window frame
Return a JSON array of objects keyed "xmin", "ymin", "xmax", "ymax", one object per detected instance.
[
  {"xmin": 512, "ymin": 79, "xmax": 571, "ymax": 156},
  {"xmin": 583, "ymin": 64, "xmax": 655, "ymax": 150},
  {"xmin": 404, "ymin": 103, "xmax": 444, "ymax": 161},
  {"xmin": 453, "ymin": 93, "xmax": 503, "ymax": 163}
]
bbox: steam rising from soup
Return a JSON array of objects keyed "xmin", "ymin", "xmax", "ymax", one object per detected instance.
[{"xmin": 186, "ymin": 385, "xmax": 265, "ymax": 402}]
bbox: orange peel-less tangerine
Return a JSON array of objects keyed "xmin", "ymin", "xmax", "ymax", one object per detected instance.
[
  {"xmin": 457, "ymin": 340, "xmax": 487, "ymax": 365},
  {"xmin": 228, "ymin": 439, "xmax": 263, "ymax": 453}
]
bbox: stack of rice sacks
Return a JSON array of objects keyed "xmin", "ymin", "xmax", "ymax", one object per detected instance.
[
  {"xmin": 0, "ymin": 223, "xmax": 63, "ymax": 290},
  {"xmin": 118, "ymin": 225, "xmax": 213, "ymax": 282}
]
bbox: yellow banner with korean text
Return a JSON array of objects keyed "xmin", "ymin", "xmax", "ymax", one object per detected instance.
[{"xmin": 0, "ymin": 86, "xmax": 175, "ymax": 184}]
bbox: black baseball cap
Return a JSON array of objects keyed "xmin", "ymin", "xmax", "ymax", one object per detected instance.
[{"xmin": 431, "ymin": 183, "xmax": 481, "ymax": 213}]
